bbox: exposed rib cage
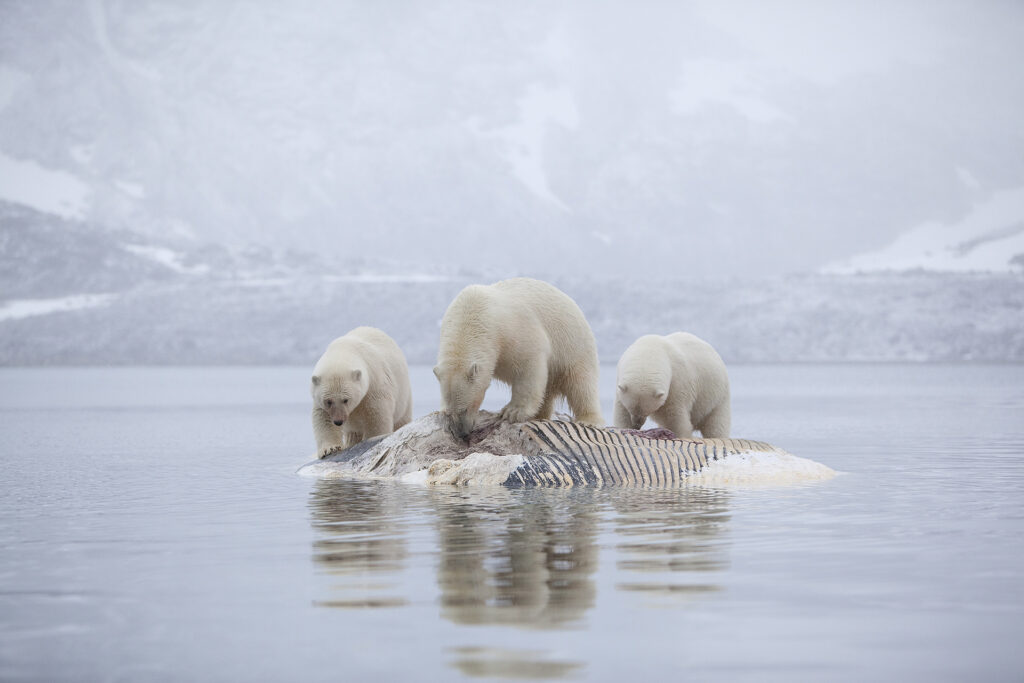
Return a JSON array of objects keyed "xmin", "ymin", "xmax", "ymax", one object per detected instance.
[
  {"xmin": 505, "ymin": 420, "xmax": 784, "ymax": 488},
  {"xmin": 306, "ymin": 413, "xmax": 794, "ymax": 488}
]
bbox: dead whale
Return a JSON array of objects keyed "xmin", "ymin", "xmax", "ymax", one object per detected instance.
[{"xmin": 298, "ymin": 412, "xmax": 836, "ymax": 487}]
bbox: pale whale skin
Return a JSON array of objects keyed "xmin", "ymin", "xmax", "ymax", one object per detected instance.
[{"xmin": 298, "ymin": 412, "xmax": 833, "ymax": 488}]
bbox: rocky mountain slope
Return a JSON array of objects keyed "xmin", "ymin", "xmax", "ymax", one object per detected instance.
[
  {"xmin": 825, "ymin": 187, "xmax": 1024, "ymax": 274},
  {"xmin": 2, "ymin": 202, "xmax": 1021, "ymax": 365},
  {"xmin": 2, "ymin": 2, "xmax": 1023, "ymax": 278}
]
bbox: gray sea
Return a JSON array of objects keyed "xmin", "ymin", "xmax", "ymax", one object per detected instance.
[{"xmin": 1, "ymin": 364, "xmax": 1022, "ymax": 681}]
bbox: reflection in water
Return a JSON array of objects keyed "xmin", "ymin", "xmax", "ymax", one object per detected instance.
[
  {"xmin": 307, "ymin": 481, "xmax": 733, "ymax": 678},
  {"xmin": 610, "ymin": 488, "xmax": 731, "ymax": 598},
  {"xmin": 308, "ymin": 479, "xmax": 410, "ymax": 609},
  {"xmin": 430, "ymin": 488, "xmax": 599, "ymax": 629},
  {"xmin": 447, "ymin": 647, "xmax": 583, "ymax": 679}
]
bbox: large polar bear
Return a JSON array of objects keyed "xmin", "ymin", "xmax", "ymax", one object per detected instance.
[
  {"xmin": 434, "ymin": 277, "xmax": 604, "ymax": 438},
  {"xmin": 613, "ymin": 332, "xmax": 731, "ymax": 438},
  {"xmin": 311, "ymin": 326, "xmax": 413, "ymax": 457}
]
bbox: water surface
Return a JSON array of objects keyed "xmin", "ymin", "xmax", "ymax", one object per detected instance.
[{"xmin": 1, "ymin": 365, "xmax": 1022, "ymax": 681}]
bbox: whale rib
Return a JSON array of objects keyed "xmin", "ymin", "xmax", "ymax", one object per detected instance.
[
  {"xmin": 510, "ymin": 420, "xmax": 783, "ymax": 487},
  {"xmin": 297, "ymin": 412, "xmax": 823, "ymax": 488}
]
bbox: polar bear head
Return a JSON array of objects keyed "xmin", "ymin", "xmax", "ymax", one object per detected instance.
[
  {"xmin": 616, "ymin": 337, "xmax": 672, "ymax": 430},
  {"xmin": 311, "ymin": 368, "xmax": 368, "ymax": 427},
  {"xmin": 433, "ymin": 359, "xmax": 490, "ymax": 438},
  {"xmin": 616, "ymin": 381, "xmax": 668, "ymax": 430}
]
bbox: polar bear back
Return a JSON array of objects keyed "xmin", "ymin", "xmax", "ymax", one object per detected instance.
[
  {"xmin": 662, "ymin": 332, "xmax": 730, "ymax": 419},
  {"xmin": 492, "ymin": 278, "xmax": 599, "ymax": 373},
  {"xmin": 436, "ymin": 277, "xmax": 604, "ymax": 428},
  {"xmin": 438, "ymin": 278, "xmax": 599, "ymax": 376}
]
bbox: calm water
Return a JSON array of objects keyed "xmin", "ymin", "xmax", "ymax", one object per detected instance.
[{"xmin": 1, "ymin": 365, "xmax": 1022, "ymax": 681}]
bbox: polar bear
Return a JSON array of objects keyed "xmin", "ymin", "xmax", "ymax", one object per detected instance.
[
  {"xmin": 311, "ymin": 326, "xmax": 413, "ymax": 457},
  {"xmin": 434, "ymin": 277, "xmax": 604, "ymax": 438},
  {"xmin": 613, "ymin": 332, "xmax": 731, "ymax": 438}
]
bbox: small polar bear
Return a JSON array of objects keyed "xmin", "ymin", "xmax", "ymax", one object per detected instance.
[
  {"xmin": 613, "ymin": 332, "xmax": 731, "ymax": 438},
  {"xmin": 434, "ymin": 277, "xmax": 604, "ymax": 438},
  {"xmin": 311, "ymin": 326, "xmax": 413, "ymax": 457}
]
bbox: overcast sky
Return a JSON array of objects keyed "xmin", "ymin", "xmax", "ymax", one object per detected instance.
[{"xmin": 1, "ymin": 1, "xmax": 1022, "ymax": 276}]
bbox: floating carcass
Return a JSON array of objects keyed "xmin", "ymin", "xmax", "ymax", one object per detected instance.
[{"xmin": 298, "ymin": 412, "xmax": 836, "ymax": 487}]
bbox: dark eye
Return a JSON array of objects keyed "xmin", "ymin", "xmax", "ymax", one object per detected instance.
[
  {"xmin": 325, "ymin": 399, "xmax": 333, "ymax": 408},
  {"xmin": 342, "ymin": 399, "xmax": 349, "ymax": 404}
]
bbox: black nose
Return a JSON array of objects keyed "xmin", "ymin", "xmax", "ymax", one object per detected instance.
[{"xmin": 333, "ymin": 420, "xmax": 344, "ymax": 426}]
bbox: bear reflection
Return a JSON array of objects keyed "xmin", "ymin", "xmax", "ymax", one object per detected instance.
[
  {"xmin": 308, "ymin": 479, "xmax": 409, "ymax": 609},
  {"xmin": 308, "ymin": 478, "xmax": 732, "ymax": 617},
  {"xmin": 431, "ymin": 488, "xmax": 598, "ymax": 628},
  {"xmin": 610, "ymin": 487, "xmax": 731, "ymax": 597}
]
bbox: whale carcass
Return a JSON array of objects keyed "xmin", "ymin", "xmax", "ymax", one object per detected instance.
[{"xmin": 298, "ymin": 412, "xmax": 835, "ymax": 487}]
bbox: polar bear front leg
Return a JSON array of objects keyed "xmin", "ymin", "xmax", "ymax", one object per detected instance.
[
  {"xmin": 360, "ymin": 399, "xmax": 396, "ymax": 441},
  {"xmin": 613, "ymin": 399, "xmax": 640, "ymax": 430},
  {"xmin": 499, "ymin": 361, "xmax": 547, "ymax": 424},
  {"xmin": 312, "ymin": 407, "xmax": 346, "ymax": 457},
  {"xmin": 535, "ymin": 392, "xmax": 556, "ymax": 421},
  {"xmin": 342, "ymin": 429, "xmax": 364, "ymax": 448},
  {"xmin": 657, "ymin": 405, "xmax": 694, "ymax": 439}
]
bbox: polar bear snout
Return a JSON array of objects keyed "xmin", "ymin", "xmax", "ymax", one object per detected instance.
[
  {"xmin": 324, "ymin": 401, "xmax": 350, "ymax": 426},
  {"xmin": 444, "ymin": 409, "xmax": 477, "ymax": 441},
  {"xmin": 453, "ymin": 412, "xmax": 475, "ymax": 440}
]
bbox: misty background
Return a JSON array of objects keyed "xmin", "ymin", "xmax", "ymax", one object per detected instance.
[{"xmin": 0, "ymin": 0, "xmax": 1022, "ymax": 365}]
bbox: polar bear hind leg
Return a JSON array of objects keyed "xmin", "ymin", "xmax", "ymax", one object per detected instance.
[
  {"xmin": 563, "ymin": 367, "xmax": 604, "ymax": 426},
  {"xmin": 697, "ymin": 402, "xmax": 731, "ymax": 438}
]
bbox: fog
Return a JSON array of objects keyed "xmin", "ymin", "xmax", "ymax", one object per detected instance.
[
  {"xmin": 2, "ymin": 0, "xmax": 1023, "ymax": 274},
  {"xmin": 0, "ymin": 1, "xmax": 1022, "ymax": 364}
]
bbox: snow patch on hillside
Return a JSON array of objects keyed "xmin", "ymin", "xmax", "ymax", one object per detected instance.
[
  {"xmin": 0, "ymin": 294, "xmax": 116, "ymax": 321},
  {"xmin": 469, "ymin": 83, "xmax": 578, "ymax": 211},
  {"xmin": 824, "ymin": 187, "xmax": 1024, "ymax": 273},
  {"xmin": 121, "ymin": 244, "xmax": 209, "ymax": 275},
  {"xmin": 0, "ymin": 151, "xmax": 91, "ymax": 219},
  {"xmin": 323, "ymin": 273, "xmax": 453, "ymax": 284},
  {"xmin": 672, "ymin": 59, "xmax": 792, "ymax": 124},
  {"xmin": 115, "ymin": 180, "xmax": 146, "ymax": 199}
]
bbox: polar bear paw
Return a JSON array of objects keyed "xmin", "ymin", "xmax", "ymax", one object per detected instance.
[
  {"xmin": 498, "ymin": 404, "xmax": 535, "ymax": 425},
  {"xmin": 318, "ymin": 444, "xmax": 346, "ymax": 459}
]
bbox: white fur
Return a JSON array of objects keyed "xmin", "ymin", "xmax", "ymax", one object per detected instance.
[
  {"xmin": 613, "ymin": 332, "xmax": 731, "ymax": 438},
  {"xmin": 434, "ymin": 277, "xmax": 604, "ymax": 437},
  {"xmin": 310, "ymin": 326, "xmax": 412, "ymax": 457}
]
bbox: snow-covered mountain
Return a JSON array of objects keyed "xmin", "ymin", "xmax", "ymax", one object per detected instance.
[
  {"xmin": 2, "ymin": 3, "xmax": 1023, "ymax": 364},
  {"xmin": 2, "ymin": 200, "xmax": 1022, "ymax": 365},
  {"xmin": 0, "ymin": 200, "xmax": 465, "ymax": 327},
  {"xmin": 1, "ymin": 2, "xmax": 1023, "ymax": 277},
  {"xmin": 825, "ymin": 187, "xmax": 1024, "ymax": 274}
]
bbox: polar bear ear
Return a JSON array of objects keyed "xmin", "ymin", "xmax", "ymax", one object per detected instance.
[
  {"xmin": 654, "ymin": 390, "xmax": 666, "ymax": 400},
  {"xmin": 432, "ymin": 365, "xmax": 441, "ymax": 380},
  {"xmin": 351, "ymin": 369, "xmax": 362, "ymax": 382},
  {"xmin": 311, "ymin": 375, "xmax": 321, "ymax": 386},
  {"xmin": 467, "ymin": 362, "xmax": 478, "ymax": 379},
  {"xmin": 617, "ymin": 384, "xmax": 627, "ymax": 394}
]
